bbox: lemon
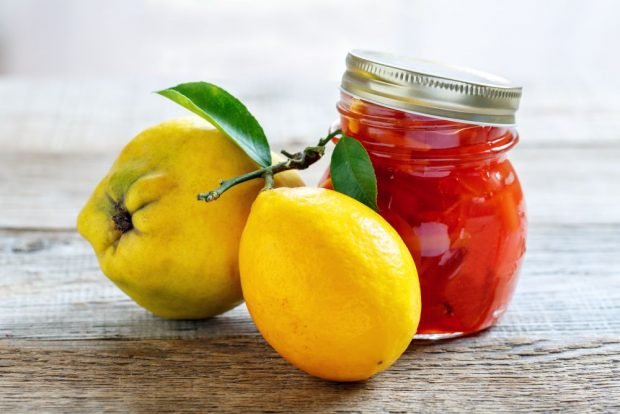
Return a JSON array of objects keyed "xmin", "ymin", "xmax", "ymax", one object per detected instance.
[
  {"xmin": 239, "ymin": 187, "xmax": 421, "ymax": 381},
  {"xmin": 77, "ymin": 117, "xmax": 304, "ymax": 319}
]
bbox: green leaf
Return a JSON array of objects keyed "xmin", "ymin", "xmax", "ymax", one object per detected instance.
[
  {"xmin": 157, "ymin": 82, "xmax": 271, "ymax": 167},
  {"xmin": 330, "ymin": 135, "xmax": 378, "ymax": 211}
]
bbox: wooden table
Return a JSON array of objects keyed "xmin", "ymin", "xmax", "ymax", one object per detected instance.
[{"xmin": 1, "ymin": 79, "xmax": 619, "ymax": 413}]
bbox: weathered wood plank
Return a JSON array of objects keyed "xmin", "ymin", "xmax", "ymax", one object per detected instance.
[
  {"xmin": 1, "ymin": 147, "xmax": 619, "ymax": 230},
  {"xmin": 1, "ymin": 224, "xmax": 618, "ymax": 341},
  {"xmin": 1, "ymin": 76, "xmax": 618, "ymax": 411},
  {"xmin": 0, "ymin": 78, "xmax": 335, "ymax": 154},
  {"xmin": 1, "ymin": 78, "xmax": 619, "ymax": 155},
  {"xmin": 1, "ymin": 337, "xmax": 618, "ymax": 413}
]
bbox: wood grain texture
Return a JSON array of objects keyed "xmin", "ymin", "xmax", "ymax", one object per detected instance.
[
  {"xmin": 1, "ymin": 78, "xmax": 620, "ymax": 156},
  {"xmin": 1, "ymin": 77, "xmax": 620, "ymax": 412},
  {"xmin": 1, "ymin": 224, "xmax": 618, "ymax": 341},
  {"xmin": 0, "ymin": 78, "xmax": 336, "ymax": 154},
  {"xmin": 1, "ymin": 337, "xmax": 619, "ymax": 413},
  {"xmin": 2, "ymin": 147, "xmax": 619, "ymax": 230}
]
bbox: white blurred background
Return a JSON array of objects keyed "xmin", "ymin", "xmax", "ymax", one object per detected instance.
[{"xmin": 0, "ymin": 0, "xmax": 619, "ymax": 149}]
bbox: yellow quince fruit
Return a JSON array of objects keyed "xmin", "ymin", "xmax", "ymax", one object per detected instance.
[{"xmin": 77, "ymin": 117, "xmax": 304, "ymax": 319}]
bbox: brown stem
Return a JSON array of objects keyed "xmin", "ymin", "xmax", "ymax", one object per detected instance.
[{"xmin": 197, "ymin": 131, "xmax": 340, "ymax": 202}]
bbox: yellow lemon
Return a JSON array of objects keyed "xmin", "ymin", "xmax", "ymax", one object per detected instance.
[
  {"xmin": 239, "ymin": 187, "xmax": 421, "ymax": 381},
  {"xmin": 77, "ymin": 117, "xmax": 304, "ymax": 319}
]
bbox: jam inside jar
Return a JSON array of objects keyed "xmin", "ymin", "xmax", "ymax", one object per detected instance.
[{"xmin": 320, "ymin": 87, "xmax": 526, "ymax": 338}]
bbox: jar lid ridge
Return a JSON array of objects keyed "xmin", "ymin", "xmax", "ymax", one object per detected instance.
[{"xmin": 342, "ymin": 50, "xmax": 522, "ymax": 125}]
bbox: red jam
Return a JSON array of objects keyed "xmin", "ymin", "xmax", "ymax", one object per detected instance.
[{"xmin": 320, "ymin": 93, "xmax": 527, "ymax": 337}]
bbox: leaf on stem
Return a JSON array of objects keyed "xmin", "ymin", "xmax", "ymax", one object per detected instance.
[
  {"xmin": 330, "ymin": 135, "xmax": 378, "ymax": 211},
  {"xmin": 157, "ymin": 82, "xmax": 272, "ymax": 167}
]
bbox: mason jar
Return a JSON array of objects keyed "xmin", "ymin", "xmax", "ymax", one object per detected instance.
[{"xmin": 320, "ymin": 50, "xmax": 527, "ymax": 339}]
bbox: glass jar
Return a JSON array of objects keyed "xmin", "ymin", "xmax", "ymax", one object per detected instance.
[{"xmin": 320, "ymin": 51, "xmax": 527, "ymax": 338}]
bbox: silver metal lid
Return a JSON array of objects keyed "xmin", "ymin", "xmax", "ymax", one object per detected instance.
[{"xmin": 341, "ymin": 50, "xmax": 522, "ymax": 125}]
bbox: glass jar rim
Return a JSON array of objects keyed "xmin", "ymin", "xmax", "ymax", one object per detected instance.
[{"xmin": 336, "ymin": 92, "xmax": 519, "ymax": 164}]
